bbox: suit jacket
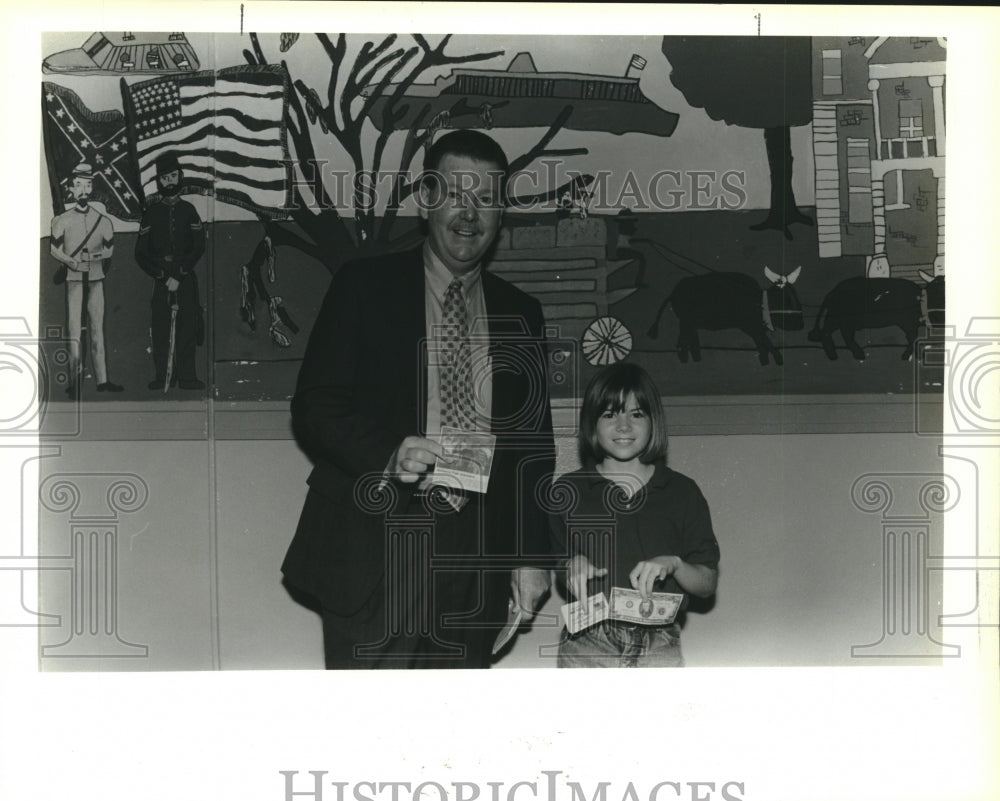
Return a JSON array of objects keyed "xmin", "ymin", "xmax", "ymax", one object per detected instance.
[{"xmin": 282, "ymin": 247, "xmax": 556, "ymax": 615}]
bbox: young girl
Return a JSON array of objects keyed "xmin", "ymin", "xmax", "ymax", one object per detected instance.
[{"xmin": 549, "ymin": 362, "xmax": 720, "ymax": 667}]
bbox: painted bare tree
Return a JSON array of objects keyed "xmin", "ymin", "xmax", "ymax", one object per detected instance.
[
  {"xmin": 240, "ymin": 32, "xmax": 589, "ymax": 346},
  {"xmin": 662, "ymin": 36, "xmax": 814, "ymax": 240}
]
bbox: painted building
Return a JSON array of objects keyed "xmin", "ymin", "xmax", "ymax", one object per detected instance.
[
  {"xmin": 42, "ymin": 32, "xmax": 200, "ymax": 75},
  {"xmin": 362, "ymin": 51, "xmax": 679, "ymax": 136},
  {"xmin": 812, "ymin": 36, "xmax": 945, "ymax": 279}
]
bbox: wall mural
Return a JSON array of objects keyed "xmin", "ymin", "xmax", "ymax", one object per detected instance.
[{"xmin": 39, "ymin": 33, "xmax": 946, "ymax": 406}]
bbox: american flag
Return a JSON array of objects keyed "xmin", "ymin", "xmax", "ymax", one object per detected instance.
[
  {"xmin": 120, "ymin": 65, "xmax": 290, "ymax": 215},
  {"xmin": 42, "ymin": 82, "xmax": 143, "ymax": 220}
]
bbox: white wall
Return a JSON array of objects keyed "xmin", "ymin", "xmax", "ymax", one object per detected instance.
[{"xmin": 34, "ymin": 427, "xmax": 952, "ymax": 671}]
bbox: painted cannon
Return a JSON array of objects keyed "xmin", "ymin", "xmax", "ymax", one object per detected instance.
[{"xmin": 648, "ymin": 266, "xmax": 803, "ymax": 366}]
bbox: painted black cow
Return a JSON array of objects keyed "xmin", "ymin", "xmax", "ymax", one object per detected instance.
[
  {"xmin": 647, "ymin": 267, "xmax": 804, "ymax": 366},
  {"xmin": 919, "ymin": 272, "xmax": 946, "ymax": 328},
  {"xmin": 808, "ymin": 275, "xmax": 943, "ymax": 361}
]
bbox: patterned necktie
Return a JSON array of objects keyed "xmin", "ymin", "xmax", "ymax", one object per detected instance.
[
  {"xmin": 440, "ymin": 278, "xmax": 476, "ymax": 432},
  {"xmin": 437, "ymin": 278, "xmax": 476, "ymax": 512}
]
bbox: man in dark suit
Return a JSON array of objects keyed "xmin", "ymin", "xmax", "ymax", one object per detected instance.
[
  {"xmin": 134, "ymin": 153, "xmax": 206, "ymax": 391},
  {"xmin": 283, "ymin": 130, "xmax": 556, "ymax": 669}
]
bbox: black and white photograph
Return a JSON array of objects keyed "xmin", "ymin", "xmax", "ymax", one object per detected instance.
[{"xmin": 1, "ymin": 3, "xmax": 997, "ymax": 801}]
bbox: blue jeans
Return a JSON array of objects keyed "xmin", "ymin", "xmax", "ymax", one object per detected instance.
[{"xmin": 557, "ymin": 620, "xmax": 684, "ymax": 668}]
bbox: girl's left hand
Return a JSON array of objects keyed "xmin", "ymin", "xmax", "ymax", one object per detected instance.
[{"xmin": 629, "ymin": 556, "xmax": 680, "ymax": 599}]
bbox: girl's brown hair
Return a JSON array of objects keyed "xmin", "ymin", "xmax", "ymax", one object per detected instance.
[{"xmin": 579, "ymin": 362, "xmax": 667, "ymax": 465}]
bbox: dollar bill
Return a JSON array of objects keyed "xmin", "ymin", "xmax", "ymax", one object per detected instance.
[
  {"xmin": 435, "ymin": 427, "xmax": 496, "ymax": 494},
  {"xmin": 560, "ymin": 592, "xmax": 609, "ymax": 635},
  {"xmin": 609, "ymin": 587, "xmax": 683, "ymax": 625}
]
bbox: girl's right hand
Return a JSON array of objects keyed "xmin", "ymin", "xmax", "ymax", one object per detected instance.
[{"xmin": 566, "ymin": 554, "xmax": 608, "ymax": 600}]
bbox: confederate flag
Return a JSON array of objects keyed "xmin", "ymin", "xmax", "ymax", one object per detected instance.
[{"xmin": 42, "ymin": 82, "xmax": 143, "ymax": 221}]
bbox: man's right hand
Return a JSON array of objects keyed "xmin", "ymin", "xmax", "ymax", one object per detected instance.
[
  {"xmin": 392, "ymin": 436, "xmax": 446, "ymax": 484},
  {"xmin": 567, "ymin": 554, "xmax": 609, "ymax": 601}
]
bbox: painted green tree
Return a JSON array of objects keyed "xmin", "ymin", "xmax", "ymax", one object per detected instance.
[
  {"xmin": 662, "ymin": 36, "xmax": 814, "ymax": 240},
  {"xmin": 239, "ymin": 33, "xmax": 589, "ymax": 345}
]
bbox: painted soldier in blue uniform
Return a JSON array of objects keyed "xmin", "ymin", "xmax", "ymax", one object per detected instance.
[{"xmin": 135, "ymin": 153, "xmax": 206, "ymax": 391}]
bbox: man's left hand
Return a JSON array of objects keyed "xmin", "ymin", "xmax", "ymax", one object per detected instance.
[{"xmin": 511, "ymin": 567, "xmax": 551, "ymax": 619}]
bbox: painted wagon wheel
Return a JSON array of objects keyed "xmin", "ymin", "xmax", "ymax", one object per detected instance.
[{"xmin": 581, "ymin": 316, "xmax": 633, "ymax": 366}]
